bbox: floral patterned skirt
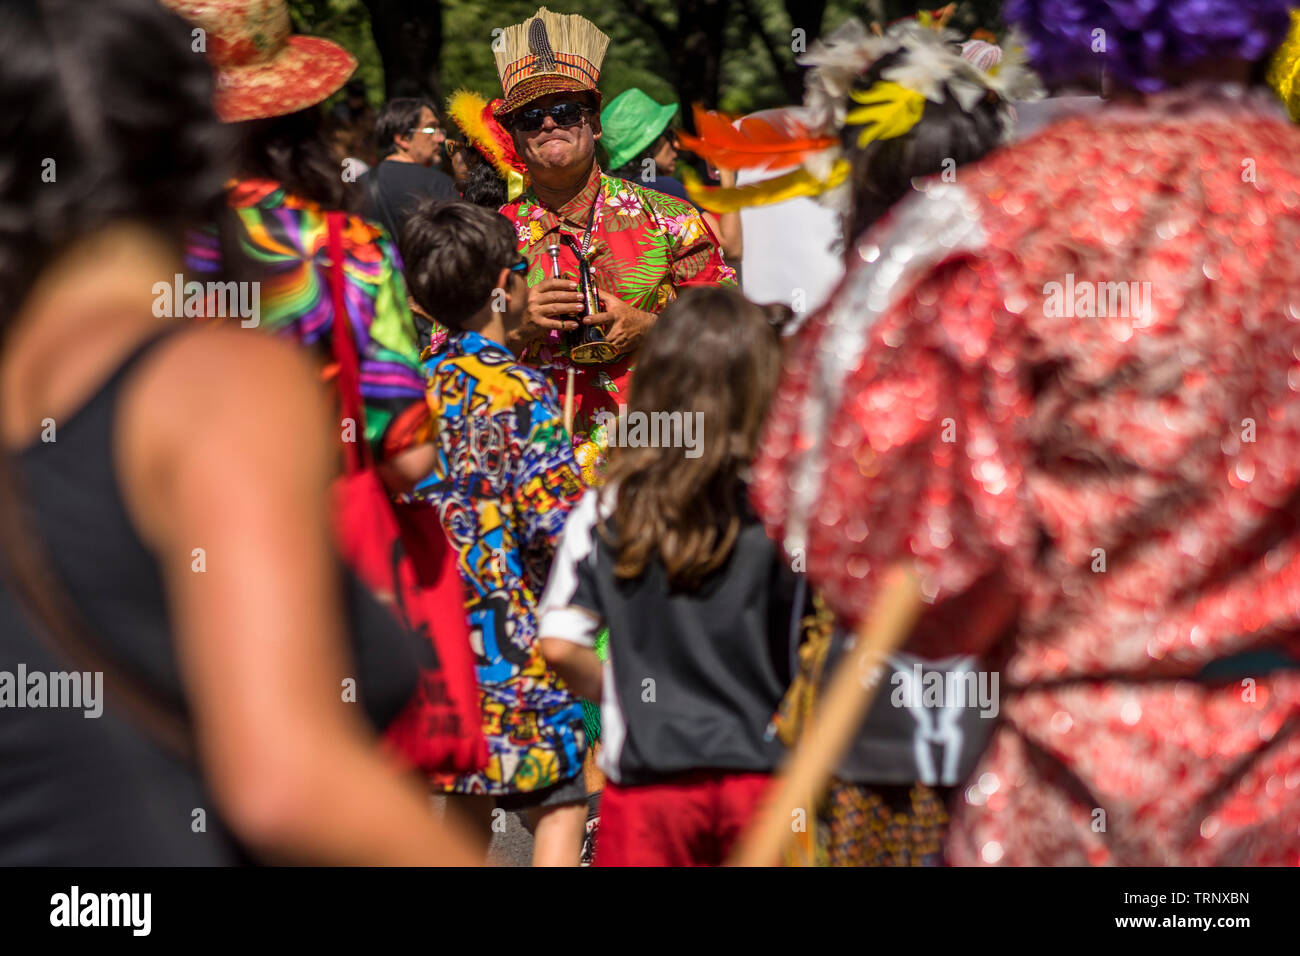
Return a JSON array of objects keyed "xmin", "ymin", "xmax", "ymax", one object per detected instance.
[
  {"xmin": 818, "ymin": 782, "xmax": 950, "ymax": 867},
  {"xmin": 776, "ymin": 594, "xmax": 951, "ymax": 866}
]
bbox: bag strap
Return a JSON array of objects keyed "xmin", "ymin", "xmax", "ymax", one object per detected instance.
[{"xmin": 326, "ymin": 211, "xmax": 372, "ymax": 474}]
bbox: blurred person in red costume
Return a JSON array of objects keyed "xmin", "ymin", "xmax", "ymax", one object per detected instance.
[
  {"xmin": 684, "ymin": 13, "xmax": 1039, "ymax": 866},
  {"xmin": 749, "ymin": 0, "xmax": 1300, "ymax": 866},
  {"xmin": 0, "ymin": 0, "xmax": 479, "ymax": 866}
]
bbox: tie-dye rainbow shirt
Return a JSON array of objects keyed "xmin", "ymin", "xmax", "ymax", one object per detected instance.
[{"xmin": 187, "ymin": 179, "xmax": 427, "ymax": 453}]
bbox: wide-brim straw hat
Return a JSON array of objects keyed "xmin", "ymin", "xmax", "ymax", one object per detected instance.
[{"xmin": 162, "ymin": 0, "xmax": 356, "ymax": 123}]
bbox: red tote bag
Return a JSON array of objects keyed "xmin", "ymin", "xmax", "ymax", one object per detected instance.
[{"xmin": 325, "ymin": 211, "xmax": 486, "ymax": 776}]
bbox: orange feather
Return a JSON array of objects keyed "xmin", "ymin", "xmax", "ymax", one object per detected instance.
[{"xmin": 675, "ymin": 105, "xmax": 838, "ymax": 173}]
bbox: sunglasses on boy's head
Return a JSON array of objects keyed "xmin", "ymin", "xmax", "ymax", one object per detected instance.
[
  {"xmin": 508, "ymin": 255, "xmax": 528, "ymax": 274},
  {"xmin": 511, "ymin": 101, "xmax": 592, "ymax": 132}
]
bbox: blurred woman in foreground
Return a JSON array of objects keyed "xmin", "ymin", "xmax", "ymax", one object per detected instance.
[{"xmin": 0, "ymin": 0, "xmax": 477, "ymax": 865}]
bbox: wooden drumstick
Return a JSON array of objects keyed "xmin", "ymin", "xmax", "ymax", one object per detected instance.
[
  {"xmin": 729, "ymin": 564, "xmax": 923, "ymax": 867},
  {"xmin": 546, "ymin": 243, "xmax": 577, "ymax": 433}
]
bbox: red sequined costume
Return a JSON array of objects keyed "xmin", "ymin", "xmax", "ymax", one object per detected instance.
[{"xmin": 752, "ymin": 87, "xmax": 1300, "ymax": 865}]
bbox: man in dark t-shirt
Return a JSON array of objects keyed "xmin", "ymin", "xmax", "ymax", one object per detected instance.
[{"xmin": 360, "ymin": 98, "xmax": 458, "ymax": 241}]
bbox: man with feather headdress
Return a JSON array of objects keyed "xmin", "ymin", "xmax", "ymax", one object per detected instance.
[{"xmin": 489, "ymin": 7, "xmax": 736, "ymax": 483}]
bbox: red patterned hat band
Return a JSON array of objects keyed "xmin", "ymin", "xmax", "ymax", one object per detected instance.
[{"xmin": 160, "ymin": 0, "xmax": 356, "ymax": 123}]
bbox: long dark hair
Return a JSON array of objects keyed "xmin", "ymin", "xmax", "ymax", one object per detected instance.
[
  {"xmin": 234, "ymin": 106, "xmax": 350, "ymax": 211},
  {"xmin": 462, "ymin": 156, "xmax": 509, "ymax": 208},
  {"xmin": 602, "ymin": 287, "xmax": 782, "ymax": 589},
  {"xmin": 0, "ymin": 0, "xmax": 233, "ymax": 753},
  {"xmin": 0, "ymin": 0, "xmax": 232, "ymax": 323}
]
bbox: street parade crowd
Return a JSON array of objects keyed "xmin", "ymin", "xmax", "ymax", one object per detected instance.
[{"xmin": 3, "ymin": 0, "xmax": 1300, "ymax": 868}]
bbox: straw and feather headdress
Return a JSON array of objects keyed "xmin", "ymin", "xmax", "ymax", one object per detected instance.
[{"xmin": 492, "ymin": 7, "xmax": 610, "ymax": 116}]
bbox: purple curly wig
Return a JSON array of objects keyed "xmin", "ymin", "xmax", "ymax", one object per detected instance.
[{"xmin": 1005, "ymin": 0, "xmax": 1294, "ymax": 92}]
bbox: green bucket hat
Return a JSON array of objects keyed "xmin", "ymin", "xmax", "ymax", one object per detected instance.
[{"xmin": 601, "ymin": 88, "xmax": 679, "ymax": 171}]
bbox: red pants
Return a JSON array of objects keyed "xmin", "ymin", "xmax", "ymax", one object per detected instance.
[{"xmin": 595, "ymin": 770, "xmax": 772, "ymax": 867}]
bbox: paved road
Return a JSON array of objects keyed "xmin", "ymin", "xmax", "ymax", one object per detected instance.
[
  {"xmin": 488, "ymin": 812, "xmax": 535, "ymax": 866},
  {"xmin": 431, "ymin": 796, "xmax": 534, "ymax": 866}
]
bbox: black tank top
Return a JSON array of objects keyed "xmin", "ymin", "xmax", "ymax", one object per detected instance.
[{"xmin": 0, "ymin": 328, "xmax": 421, "ymax": 864}]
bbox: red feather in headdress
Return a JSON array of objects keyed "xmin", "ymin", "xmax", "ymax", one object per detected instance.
[
  {"xmin": 447, "ymin": 89, "xmax": 529, "ymax": 198},
  {"xmin": 675, "ymin": 105, "xmax": 838, "ymax": 173}
]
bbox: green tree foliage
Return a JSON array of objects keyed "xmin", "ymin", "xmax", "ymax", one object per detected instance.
[
  {"xmin": 442, "ymin": 0, "xmax": 680, "ymax": 107},
  {"xmin": 290, "ymin": 0, "xmax": 1004, "ymax": 116},
  {"xmin": 287, "ymin": 0, "xmax": 385, "ymax": 106}
]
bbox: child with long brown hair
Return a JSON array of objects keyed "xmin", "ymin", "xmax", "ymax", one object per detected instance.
[{"xmin": 537, "ymin": 286, "xmax": 801, "ymax": 866}]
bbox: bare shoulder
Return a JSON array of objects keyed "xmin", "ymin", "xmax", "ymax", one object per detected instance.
[
  {"xmin": 125, "ymin": 325, "xmax": 327, "ymax": 439},
  {"xmin": 138, "ymin": 323, "xmax": 316, "ymax": 389},
  {"xmin": 115, "ymin": 325, "xmax": 333, "ymax": 545}
]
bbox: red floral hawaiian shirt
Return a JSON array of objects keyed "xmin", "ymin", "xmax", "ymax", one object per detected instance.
[{"xmin": 499, "ymin": 164, "xmax": 736, "ymax": 482}]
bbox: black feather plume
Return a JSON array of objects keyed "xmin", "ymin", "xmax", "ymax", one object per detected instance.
[{"xmin": 528, "ymin": 18, "xmax": 556, "ymax": 73}]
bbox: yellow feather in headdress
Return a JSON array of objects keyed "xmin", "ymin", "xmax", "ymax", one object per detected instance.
[
  {"xmin": 845, "ymin": 82, "xmax": 927, "ymax": 146},
  {"xmin": 447, "ymin": 89, "xmax": 527, "ymax": 200},
  {"xmin": 681, "ymin": 159, "xmax": 851, "ymax": 213},
  {"xmin": 1268, "ymin": 9, "xmax": 1300, "ymax": 123}
]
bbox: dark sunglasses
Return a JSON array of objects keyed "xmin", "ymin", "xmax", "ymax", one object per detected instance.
[
  {"xmin": 511, "ymin": 101, "xmax": 592, "ymax": 133},
  {"xmin": 508, "ymin": 255, "xmax": 528, "ymax": 274}
]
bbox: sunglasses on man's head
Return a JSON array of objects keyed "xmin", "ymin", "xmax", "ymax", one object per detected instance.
[{"xmin": 511, "ymin": 101, "xmax": 592, "ymax": 132}]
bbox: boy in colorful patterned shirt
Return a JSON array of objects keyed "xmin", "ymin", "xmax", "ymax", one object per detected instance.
[{"xmin": 398, "ymin": 198, "xmax": 588, "ymax": 865}]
